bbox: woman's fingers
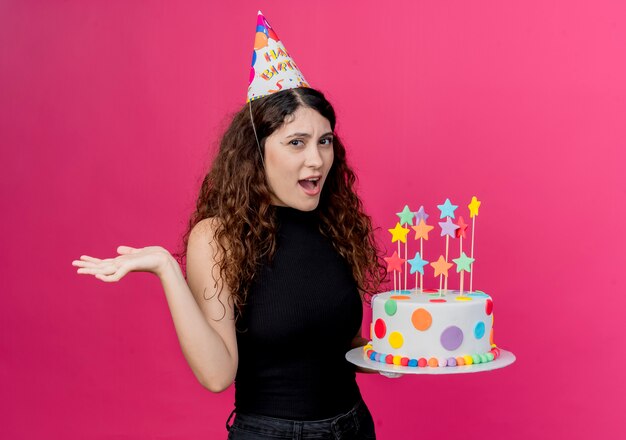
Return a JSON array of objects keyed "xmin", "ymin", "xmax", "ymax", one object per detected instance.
[
  {"xmin": 94, "ymin": 264, "xmax": 130, "ymax": 282},
  {"xmin": 73, "ymin": 246, "xmax": 168, "ymax": 280},
  {"xmin": 74, "ymin": 261, "xmax": 96, "ymax": 269},
  {"xmin": 117, "ymin": 245, "xmax": 138, "ymax": 254},
  {"xmin": 77, "ymin": 255, "xmax": 101, "ymax": 263},
  {"xmin": 77, "ymin": 261, "xmax": 118, "ymax": 275}
]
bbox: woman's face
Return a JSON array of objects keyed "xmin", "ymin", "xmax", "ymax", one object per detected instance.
[{"xmin": 263, "ymin": 106, "xmax": 334, "ymax": 211}]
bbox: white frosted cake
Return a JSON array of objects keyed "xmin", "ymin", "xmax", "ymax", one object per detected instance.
[{"xmin": 365, "ymin": 290, "xmax": 500, "ymax": 368}]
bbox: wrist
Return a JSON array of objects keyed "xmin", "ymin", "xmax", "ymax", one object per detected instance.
[{"xmin": 156, "ymin": 250, "xmax": 180, "ymax": 281}]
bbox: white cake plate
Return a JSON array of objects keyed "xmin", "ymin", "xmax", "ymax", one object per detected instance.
[{"xmin": 346, "ymin": 347, "xmax": 516, "ymax": 375}]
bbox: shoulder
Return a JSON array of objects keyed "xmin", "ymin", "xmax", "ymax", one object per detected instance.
[
  {"xmin": 188, "ymin": 218, "xmax": 227, "ymax": 253},
  {"xmin": 187, "ymin": 218, "xmax": 225, "ymax": 295},
  {"xmin": 190, "ymin": 217, "xmax": 220, "ymax": 240},
  {"xmin": 187, "ymin": 217, "xmax": 235, "ymax": 318}
]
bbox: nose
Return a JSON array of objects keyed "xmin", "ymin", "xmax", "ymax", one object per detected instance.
[{"xmin": 304, "ymin": 142, "xmax": 323, "ymax": 168}]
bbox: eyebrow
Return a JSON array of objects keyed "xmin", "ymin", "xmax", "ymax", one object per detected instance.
[{"xmin": 284, "ymin": 131, "xmax": 334, "ymax": 139}]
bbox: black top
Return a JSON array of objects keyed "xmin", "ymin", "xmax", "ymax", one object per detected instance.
[{"xmin": 234, "ymin": 206, "xmax": 363, "ymax": 420}]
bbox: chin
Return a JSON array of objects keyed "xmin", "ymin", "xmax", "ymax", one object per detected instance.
[{"xmin": 294, "ymin": 198, "xmax": 320, "ymax": 211}]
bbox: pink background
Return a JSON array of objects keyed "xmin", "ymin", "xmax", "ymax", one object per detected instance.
[{"xmin": 2, "ymin": 0, "xmax": 624, "ymax": 438}]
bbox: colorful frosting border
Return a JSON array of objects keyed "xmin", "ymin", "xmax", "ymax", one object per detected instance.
[{"xmin": 362, "ymin": 343, "xmax": 501, "ymax": 368}]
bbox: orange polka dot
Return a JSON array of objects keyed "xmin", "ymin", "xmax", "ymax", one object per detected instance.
[
  {"xmin": 254, "ymin": 32, "xmax": 268, "ymax": 50},
  {"xmin": 390, "ymin": 295, "xmax": 411, "ymax": 300},
  {"xmin": 428, "ymin": 357, "xmax": 438, "ymax": 367},
  {"xmin": 411, "ymin": 308, "xmax": 432, "ymax": 331}
]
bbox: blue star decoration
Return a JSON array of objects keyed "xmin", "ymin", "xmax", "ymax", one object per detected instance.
[
  {"xmin": 396, "ymin": 205, "xmax": 415, "ymax": 225},
  {"xmin": 453, "ymin": 251, "xmax": 475, "ymax": 273},
  {"xmin": 408, "ymin": 252, "xmax": 429, "ymax": 275},
  {"xmin": 437, "ymin": 198, "xmax": 458, "ymax": 219},
  {"xmin": 439, "ymin": 217, "xmax": 460, "ymax": 237},
  {"xmin": 414, "ymin": 205, "xmax": 429, "ymax": 223}
]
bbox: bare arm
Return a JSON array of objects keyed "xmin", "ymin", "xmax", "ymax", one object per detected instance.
[
  {"xmin": 72, "ymin": 219, "xmax": 238, "ymax": 392},
  {"xmin": 159, "ymin": 220, "xmax": 238, "ymax": 391}
]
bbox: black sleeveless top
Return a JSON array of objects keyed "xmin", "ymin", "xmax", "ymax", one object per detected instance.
[{"xmin": 234, "ymin": 206, "xmax": 363, "ymax": 420}]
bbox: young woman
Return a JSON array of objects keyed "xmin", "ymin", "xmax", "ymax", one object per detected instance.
[{"xmin": 73, "ymin": 87, "xmax": 385, "ymax": 439}]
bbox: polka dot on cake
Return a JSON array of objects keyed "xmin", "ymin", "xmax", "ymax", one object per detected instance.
[
  {"xmin": 411, "ymin": 308, "xmax": 432, "ymax": 331},
  {"xmin": 455, "ymin": 296, "xmax": 472, "ymax": 302},
  {"xmin": 474, "ymin": 321, "xmax": 486, "ymax": 339},
  {"xmin": 467, "ymin": 292, "xmax": 489, "ymax": 298},
  {"xmin": 430, "ymin": 299, "xmax": 446, "ymax": 303},
  {"xmin": 485, "ymin": 299, "xmax": 494, "ymax": 315},
  {"xmin": 440, "ymin": 326, "xmax": 464, "ymax": 351},
  {"xmin": 374, "ymin": 319, "xmax": 386, "ymax": 338},
  {"xmin": 418, "ymin": 358, "xmax": 427, "ymax": 367},
  {"xmin": 389, "ymin": 331, "xmax": 404, "ymax": 349},
  {"xmin": 390, "ymin": 295, "xmax": 411, "ymax": 300},
  {"xmin": 384, "ymin": 299, "xmax": 398, "ymax": 316}
]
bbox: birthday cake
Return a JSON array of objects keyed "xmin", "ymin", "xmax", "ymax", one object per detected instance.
[
  {"xmin": 364, "ymin": 197, "xmax": 502, "ymax": 368},
  {"xmin": 366, "ymin": 290, "xmax": 499, "ymax": 367}
]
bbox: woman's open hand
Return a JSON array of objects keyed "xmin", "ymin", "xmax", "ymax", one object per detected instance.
[{"xmin": 72, "ymin": 246, "xmax": 172, "ymax": 282}]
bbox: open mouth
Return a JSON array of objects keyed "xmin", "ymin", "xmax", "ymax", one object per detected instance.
[{"xmin": 298, "ymin": 177, "xmax": 321, "ymax": 195}]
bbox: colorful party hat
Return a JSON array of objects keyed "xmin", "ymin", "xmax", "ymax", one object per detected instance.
[{"xmin": 246, "ymin": 11, "xmax": 310, "ymax": 103}]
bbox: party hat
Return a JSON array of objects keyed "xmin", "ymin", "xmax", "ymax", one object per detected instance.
[{"xmin": 246, "ymin": 11, "xmax": 310, "ymax": 103}]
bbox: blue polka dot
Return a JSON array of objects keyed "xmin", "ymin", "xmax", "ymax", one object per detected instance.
[
  {"xmin": 474, "ymin": 321, "xmax": 486, "ymax": 339},
  {"xmin": 408, "ymin": 359, "xmax": 418, "ymax": 367}
]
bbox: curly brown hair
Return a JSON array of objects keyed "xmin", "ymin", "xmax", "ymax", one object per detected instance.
[{"xmin": 175, "ymin": 88, "xmax": 385, "ymax": 321}]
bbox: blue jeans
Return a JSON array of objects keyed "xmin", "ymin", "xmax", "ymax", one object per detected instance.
[{"xmin": 226, "ymin": 399, "xmax": 376, "ymax": 439}]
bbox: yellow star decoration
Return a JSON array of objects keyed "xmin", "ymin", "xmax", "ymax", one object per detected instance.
[
  {"xmin": 388, "ymin": 222, "xmax": 410, "ymax": 244},
  {"xmin": 468, "ymin": 196, "xmax": 481, "ymax": 218},
  {"xmin": 430, "ymin": 255, "xmax": 453, "ymax": 278},
  {"xmin": 411, "ymin": 219, "xmax": 434, "ymax": 240}
]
